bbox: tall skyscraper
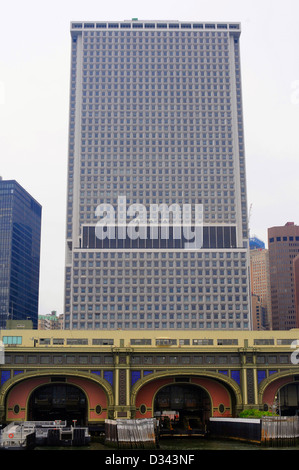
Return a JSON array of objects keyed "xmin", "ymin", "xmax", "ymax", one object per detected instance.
[
  {"xmin": 64, "ymin": 20, "xmax": 251, "ymax": 330},
  {"xmin": 0, "ymin": 179, "xmax": 42, "ymax": 329},
  {"xmin": 268, "ymin": 222, "xmax": 299, "ymax": 330}
]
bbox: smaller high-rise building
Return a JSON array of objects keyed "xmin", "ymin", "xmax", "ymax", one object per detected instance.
[
  {"xmin": 293, "ymin": 254, "xmax": 299, "ymax": 328},
  {"xmin": 0, "ymin": 179, "xmax": 42, "ymax": 329},
  {"xmin": 268, "ymin": 222, "xmax": 299, "ymax": 330},
  {"xmin": 251, "ymin": 293, "xmax": 267, "ymax": 330},
  {"xmin": 250, "ymin": 246, "xmax": 272, "ymax": 329}
]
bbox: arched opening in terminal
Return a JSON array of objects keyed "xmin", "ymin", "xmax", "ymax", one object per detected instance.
[
  {"xmin": 28, "ymin": 384, "xmax": 87, "ymax": 425},
  {"xmin": 276, "ymin": 382, "xmax": 299, "ymax": 416},
  {"xmin": 154, "ymin": 383, "xmax": 211, "ymax": 433}
]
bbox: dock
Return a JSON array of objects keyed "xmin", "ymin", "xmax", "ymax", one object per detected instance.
[
  {"xmin": 105, "ymin": 418, "xmax": 158, "ymax": 449},
  {"xmin": 209, "ymin": 416, "xmax": 299, "ymax": 446}
]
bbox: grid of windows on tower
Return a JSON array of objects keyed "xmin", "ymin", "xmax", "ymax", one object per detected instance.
[{"xmin": 64, "ymin": 22, "xmax": 250, "ymax": 330}]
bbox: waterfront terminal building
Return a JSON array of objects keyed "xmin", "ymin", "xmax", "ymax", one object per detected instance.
[{"xmin": 1, "ymin": 328, "xmax": 299, "ymax": 429}]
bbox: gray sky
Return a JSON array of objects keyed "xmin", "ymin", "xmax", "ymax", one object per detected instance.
[{"xmin": 0, "ymin": 0, "xmax": 299, "ymax": 315}]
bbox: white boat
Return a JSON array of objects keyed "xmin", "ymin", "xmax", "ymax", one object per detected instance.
[
  {"xmin": 0, "ymin": 420, "xmax": 90, "ymax": 449},
  {"xmin": 0, "ymin": 422, "xmax": 36, "ymax": 450}
]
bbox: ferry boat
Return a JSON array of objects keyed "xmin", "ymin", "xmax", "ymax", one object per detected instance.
[
  {"xmin": 0, "ymin": 421, "xmax": 90, "ymax": 450},
  {"xmin": 0, "ymin": 422, "xmax": 36, "ymax": 450}
]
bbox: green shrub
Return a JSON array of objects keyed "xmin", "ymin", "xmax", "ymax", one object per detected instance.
[{"xmin": 239, "ymin": 409, "xmax": 277, "ymax": 418}]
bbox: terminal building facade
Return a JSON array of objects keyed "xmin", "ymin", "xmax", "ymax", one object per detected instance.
[
  {"xmin": 64, "ymin": 20, "xmax": 251, "ymax": 331},
  {"xmin": 1, "ymin": 329, "xmax": 299, "ymax": 426}
]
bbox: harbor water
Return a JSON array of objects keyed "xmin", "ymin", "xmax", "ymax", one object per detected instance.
[{"xmin": 33, "ymin": 437, "xmax": 299, "ymax": 451}]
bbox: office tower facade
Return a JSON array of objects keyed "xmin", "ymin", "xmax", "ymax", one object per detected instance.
[
  {"xmin": 0, "ymin": 179, "xmax": 42, "ymax": 329},
  {"xmin": 64, "ymin": 20, "xmax": 251, "ymax": 330},
  {"xmin": 251, "ymin": 293, "xmax": 266, "ymax": 330},
  {"xmin": 294, "ymin": 254, "xmax": 299, "ymax": 328},
  {"xmin": 268, "ymin": 222, "xmax": 299, "ymax": 330},
  {"xmin": 250, "ymin": 247, "xmax": 272, "ymax": 329}
]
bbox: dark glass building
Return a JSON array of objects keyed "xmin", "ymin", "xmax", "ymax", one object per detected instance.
[
  {"xmin": 249, "ymin": 237, "xmax": 265, "ymax": 250},
  {"xmin": 0, "ymin": 179, "xmax": 42, "ymax": 329}
]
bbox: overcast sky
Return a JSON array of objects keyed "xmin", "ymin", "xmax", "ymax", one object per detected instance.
[{"xmin": 0, "ymin": 0, "xmax": 299, "ymax": 315}]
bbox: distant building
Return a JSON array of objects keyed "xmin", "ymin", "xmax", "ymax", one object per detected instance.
[
  {"xmin": 250, "ymin": 248, "xmax": 272, "ymax": 329},
  {"xmin": 249, "ymin": 237, "xmax": 265, "ymax": 250},
  {"xmin": 268, "ymin": 222, "xmax": 299, "ymax": 330},
  {"xmin": 0, "ymin": 179, "xmax": 42, "ymax": 329},
  {"xmin": 38, "ymin": 311, "xmax": 63, "ymax": 330},
  {"xmin": 251, "ymin": 293, "xmax": 267, "ymax": 330},
  {"xmin": 294, "ymin": 254, "xmax": 299, "ymax": 328}
]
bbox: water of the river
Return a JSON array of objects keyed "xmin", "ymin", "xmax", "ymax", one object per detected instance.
[{"xmin": 34, "ymin": 437, "xmax": 299, "ymax": 451}]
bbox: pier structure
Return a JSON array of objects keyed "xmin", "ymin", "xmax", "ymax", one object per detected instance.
[{"xmin": 1, "ymin": 329, "xmax": 299, "ymax": 431}]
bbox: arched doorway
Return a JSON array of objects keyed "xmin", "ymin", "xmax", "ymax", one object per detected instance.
[
  {"xmin": 28, "ymin": 384, "xmax": 87, "ymax": 425},
  {"xmin": 154, "ymin": 383, "xmax": 211, "ymax": 432},
  {"xmin": 277, "ymin": 382, "xmax": 299, "ymax": 416}
]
